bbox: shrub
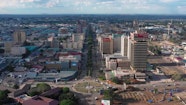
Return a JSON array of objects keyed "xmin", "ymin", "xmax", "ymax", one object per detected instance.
[
  {"xmin": 63, "ymin": 87, "xmax": 70, "ymax": 93},
  {"xmin": 60, "ymin": 99, "xmax": 75, "ymax": 105},
  {"xmin": 36, "ymin": 83, "xmax": 51, "ymax": 93}
]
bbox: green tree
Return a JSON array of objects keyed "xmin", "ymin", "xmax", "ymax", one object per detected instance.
[
  {"xmin": 13, "ymin": 84, "xmax": 19, "ymax": 89},
  {"xmin": 0, "ymin": 90, "xmax": 8, "ymax": 100},
  {"xmin": 0, "ymin": 49, "xmax": 4, "ymax": 54},
  {"xmin": 103, "ymin": 89, "xmax": 114, "ymax": 101},
  {"xmin": 59, "ymin": 92, "xmax": 76, "ymax": 101},
  {"xmin": 36, "ymin": 83, "xmax": 51, "ymax": 93},
  {"xmin": 172, "ymin": 73, "xmax": 184, "ymax": 81},
  {"xmin": 110, "ymin": 77, "xmax": 122, "ymax": 84},
  {"xmin": 27, "ymin": 87, "xmax": 40, "ymax": 96},
  {"xmin": 60, "ymin": 99, "xmax": 75, "ymax": 105},
  {"xmin": 6, "ymin": 65, "xmax": 14, "ymax": 72},
  {"xmin": 63, "ymin": 87, "xmax": 70, "ymax": 93}
]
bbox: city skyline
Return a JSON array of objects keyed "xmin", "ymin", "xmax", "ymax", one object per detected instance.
[{"xmin": 0, "ymin": 0, "xmax": 186, "ymax": 15}]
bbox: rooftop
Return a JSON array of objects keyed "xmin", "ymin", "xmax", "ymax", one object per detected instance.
[
  {"xmin": 37, "ymin": 71, "xmax": 77, "ymax": 80},
  {"xmin": 23, "ymin": 96, "xmax": 59, "ymax": 105}
]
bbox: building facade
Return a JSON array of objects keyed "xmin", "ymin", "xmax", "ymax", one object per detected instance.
[
  {"xmin": 4, "ymin": 41, "xmax": 13, "ymax": 54},
  {"xmin": 101, "ymin": 37, "xmax": 113, "ymax": 54},
  {"xmin": 130, "ymin": 31, "xmax": 148, "ymax": 71},
  {"xmin": 13, "ymin": 30, "xmax": 26, "ymax": 44},
  {"xmin": 121, "ymin": 35, "xmax": 129, "ymax": 57}
]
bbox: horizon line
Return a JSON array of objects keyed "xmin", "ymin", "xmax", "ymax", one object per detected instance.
[{"xmin": 0, "ymin": 14, "xmax": 186, "ymax": 16}]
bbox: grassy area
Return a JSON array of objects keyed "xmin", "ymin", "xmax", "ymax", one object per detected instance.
[
  {"xmin": 74, "ymin": 82, "xmax": 103, "ymax": 93},
  {"xmin": 74, "ymin": 87, "xmax": 89, "ymax": 93}
]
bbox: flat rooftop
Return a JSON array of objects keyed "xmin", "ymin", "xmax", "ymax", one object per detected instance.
[{"xmin": 37, "ymin": 71, "xmax": 77, "ymax": 79}]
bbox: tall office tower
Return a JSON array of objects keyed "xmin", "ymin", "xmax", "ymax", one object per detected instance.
[
  {"xmin": 101, "ymin": 37, "xmax": 113, "ymax": 54},
  {"xmin": 76, "ymin": 20, "xmax": 87, "ymax": 33},
  {"xmin": 13, "ymin": 30, "xmax": 26, "ymax": 44},
  {"xmin": 52, "ymin": 37, "xmax": 60, "ymax": 48},
  {"xmin": 112, "ymin": 34, "xmax": 122, "ymax": 53},
  {"xmin": 127, "ymin": 36, "xmax": 132, "ymax": 61},
  {"xmin": 72, "ymin": 33, "xmax": 84, "ymax": 42},
  {"xmin": 121, "ymin": 35, "xmax": 129, "ymax": 57},
  {"xmin": 130, "ymin": 31, "xmax": 148, "ymax": 72},
  {"xmin": 48, "ymin": 36, "xmax": 59, "ymax": 48},
  {"xmin": 133, "ymin": 20, "xmax": 139, "ymax": 27},
  {"xmin": 4, "ymin": 41, "xmax": 13, "ymax": 54}
]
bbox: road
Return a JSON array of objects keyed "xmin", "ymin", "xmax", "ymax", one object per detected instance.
[
  {"xmin": 78, "ymin": 25, "xmax": 89, "ymax": 79},
  {"xmin": 29, "ymin": 77, "xmax": 102, "ymax": 105},
  {"xmin": 0, "ymin": 59, "xmax": 13, "ymax": 72},
  {"xmin": 76, "ymin": 24, "xmax": 103, "ymax": 105},
  {"xmin": 27, "ymin": 76, "xmax": 186, "ymax": 105}
]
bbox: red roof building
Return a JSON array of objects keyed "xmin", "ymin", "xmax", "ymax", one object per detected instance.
[{"xmin": 22, "ymin": 96, "xmax": 59, "ymax": 105}]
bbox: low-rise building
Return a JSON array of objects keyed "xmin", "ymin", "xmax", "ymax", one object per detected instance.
[
  {"xmin": 45, "ymin": 61, "xmax": 62, "ymax": 70},
  {"xmin": 105, "ymin": 69, "xmax": 146, "ymax": 82},
  {"xmin": 105, "ymin": 54, "xmax": 130, "ymax": 70},
  {"xmin": 22, "ymin": 96, "xmax": 59, "ymax": 105},
  {"xmin": 11, "ymin": 47, "xmax": 26, "ymax": 56},
  {"xmin": 4, "ymin": 41, "xmax": 13, "ymax": 54},
  {"xmin": 63, "ymin": 42, "xmax": 83, "ymax": 50},
  {"xmin": 72, "ymin": 33, "xmax": 84, "ymax": 42}
]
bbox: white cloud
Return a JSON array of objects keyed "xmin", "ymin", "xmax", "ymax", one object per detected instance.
[
  {"xmin": 73, "ymin": 0, "xmax": 92, "ymax": 7},
  {"xmin": 0, "ymin": 0, "xmax": 184, "ymax": 14},
  {"xmin": 0, "ymin": 0, "xmax": 37, "ymax": 8},
  {"xmin": 159, "ymin": 0, "xmax": 178, "ymax": 3},
  {"xmin": 20, "ymin": 0, "xmax": 37, "ymax": 3},
  {"xmin": 0, "ymin": 0, "xmax": 19, "ymax": 8},
  {"xmin": 45, "ymin": 0, "xmax": 60, "ymax": 8},
  {"xmin": 177, "ymin": 6, "xmax": 186, "ymax": 14},
  {"xmin": 0, "ymin": 0, "xmax": 61, "ymax": 8}
]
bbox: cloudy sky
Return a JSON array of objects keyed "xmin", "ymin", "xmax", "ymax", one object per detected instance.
[{"xmin": 0, "ymin": 0, "xmax": 186, "ymax": 14}]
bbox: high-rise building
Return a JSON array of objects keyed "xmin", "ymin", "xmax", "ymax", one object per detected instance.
[
  {"xmin": 121, "ymin": 35, "xmax": 129, "ymax": 57},
  {"xmin": 72, "ymin": 33, "xmax": 84, "ymax": 42},
  {"xmin": 112, "ymin": 34, "xmax": 122, "ymax": 53},
  {"xmin": 13, "ymin": 30, "xmax": 26, "ymax": 44},
  {"xmin": 76, "ymin": 20, "xmax": 87, "ymax": 33},
  {"xmin": 133, "ymin": 20, "xmax": 139, "ymax": 28},
  {"xmin": 47, "ymin": 36, "xmax": 60, "ymax": 48},
  {"xmin": 130, "ymin": 31, "xmax": 148, "ymax": 71},
  {"xmin": 52, "ymin": 37, "xmax": 60, "ymax": 48},
  {"xmin": 11, "ymin": 47, "xmax": 26, "ymax": 56},
  {"xmin": 4, "ymin": 41, "xmax": 13, "ymax": 54},
  {"xmin": 100, "ymin": 37, "xmax": 113, "ymax": 54},
  {"xmin": 58, "ymin": 27, "xmax": 70, "ymax": 37}
]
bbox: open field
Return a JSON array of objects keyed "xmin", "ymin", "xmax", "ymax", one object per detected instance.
[
  {"xmin": 148, "ymin": 56, "xmax": 185, "ymax": 75},
  {"xmin": 118, "ymin": 91, "xmax": 182, "ymax": 105},
  {"xmin": 74, "ymin": 82, "xmax": 103, "ymax": 93}
]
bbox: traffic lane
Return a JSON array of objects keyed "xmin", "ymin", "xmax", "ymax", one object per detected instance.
[{"xmin": 130, "ymin": 81, "xmax": 186, "ymax": 90}]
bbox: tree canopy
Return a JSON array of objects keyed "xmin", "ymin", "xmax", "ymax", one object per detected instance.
[
  {"xmin": 36, "ymin": 83, "xmax": 51, "ymax": 93},
  {"xmin": 60, "ymin": 99, "xmax": 76, "ymax": 105},
  {"xmin": 0, "ymin": 49, "xmax": 4, "ymax": 54},
  {"xmin": 27, "ymin": 87, "xmax": 40, "ymax": 96},
  {"xmin": 27, "ymin": 83, "xmax": 51, "ymax": 96},
  {"xmin": 103, "ymin": 89, "xmax": 114, "ymax": 100},
  {"xmin": 110, "ymin": 77, "xmax": 122, "ymax": 84},
  {"xmin": 0, "ymin": 90, "xmax": 8, "ymax": 100},
  {"xmin": 63, "ymin": 87, "xmax": 70, "ymax": 93},
  {"xmin": 172, "ymin": 73, "xmax": 184, "ymax": 81}
]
